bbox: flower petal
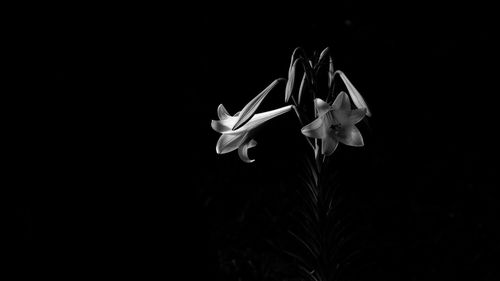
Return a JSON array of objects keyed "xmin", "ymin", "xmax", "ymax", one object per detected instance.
[
  {"xmin": 322, "ymin": 137, "xmax": 339, "ymax": 156},
  {"xmin": 216, "ymin": 132, "xmax": 248, "ymax": 154},
  {"xmin": 348, "ymin": 108, "xmax": 367, "ymax": 125},
  {"xmin": 242, "ymin": 105, "xmax": 293, "ymax": 132},
  {"xmin": 332, "ymin": 91, "xmax": 351, "ymax": 111},
  {"xmin": 332, "ymin": 107, "xmax": 366, "ymax": 126},
  {"xmin": 217, "ymin": 104, "xmax": 231, "ymax": 120},
  {"xmin": 301, "ymin": 117, "xmax": 327, "ymax": 139},
  {"xmin": 336, "ymin": 70, "xmax": 371, "ymax": 117},
  {"xmin": 336, "ymin": 125, "xmax": 364, "ymax": 147},
  {"xmin": 238, "ymin": 139, "xmax": 258, "ymax": 163},
  {"xmin": 232, "ymin": 78, "xmax": 285, "ymax": 130},
  {"xmin": 314, "ymin": 98, "xmax": 331, "ymax": 116},
  {"xmin": 211, "ymin": 116, "xmax": 238, "ymax": 133}
]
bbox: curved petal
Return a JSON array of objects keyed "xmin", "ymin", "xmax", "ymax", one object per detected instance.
[
  {"xmin": 232, "ymin": 78, "xmax": 285, "ymax": 130},
  {"xmin": 337, "ymin": 71, "xmax": 371, "ymax": 116},
  {"xmin": 242, "ymin": 105, "xmax": 293, "ymax": 132},
  {"xmin": 332, "ymin": 107, "xmax": 366, "ymax": 126},
  {"xmin": 211, "ymin": 116, "xmax": 238, "ymax": 133},
  {"xmin": 314, "ymin": 98, "xmax": 331, "ymax": 116},
  {"xmin": 301, "ymin": 117, "xmax": 327, "ymax": 139},
  {"xmin": 336, "ymin": 125, "xmax": 364, "ymax": 147},
  {"xmin": 238, "ymin": 139, "xmax": 258, "ymax": 163},
  {"xmin": 217, "ymin": 104, "xmax": 231, "ymax": 120},
  {"xmin": 332, "ymin": 91, "xmax": 351, "ymax": 111},
  {"xmin": 348, "ymin": 108, "xmax": 367, "ymax": 125},
  {"xmin": 322, "ymin": 137, "xmax": 339, "ymax": 156},
  {"xmin": 216, "ymin": 132, "xmax": 248, "ymax": 154}
]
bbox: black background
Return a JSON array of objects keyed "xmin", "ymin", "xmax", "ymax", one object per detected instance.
[{"xmin": 10, "ymin": 2, "xmax": 499, "ymax": 280}]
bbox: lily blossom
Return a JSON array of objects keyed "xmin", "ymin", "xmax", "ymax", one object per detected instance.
[
  {"xmin": 212, "ymin": 104, "xmax": 293, "ymax": 163},
  {"xmin": 301, "ymin": 92, "xmax": 367, "ymax": 156}
]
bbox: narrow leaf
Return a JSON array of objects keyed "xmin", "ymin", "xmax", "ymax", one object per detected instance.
[
  {"xmin": 232, "ymin": 78, "xmax": 285, "ymax": 130},
  {"xmin": 298, "ymin": 265, "xmax": 321, "ymax": 281},
  {"xmin": 283, "ymin": 249, "xmax": 312, "ymax": 268},
  {"xmin": 289, "ymin": 230, "xmax": 319, "ymax": 258}
]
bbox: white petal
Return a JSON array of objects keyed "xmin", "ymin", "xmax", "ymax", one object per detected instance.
[
  {"xmin": 314, "ymin": 98, "xmax": 331, "ymax": 116},
  {"xmin": 238, "ymin": 139, "xmax": 258, "ymax": 163},
  {"xmin": 301, "ymin": 117, "xmax": 327, "ymax": 139},
  {"xmin": 232, "ymin": 78, "xmax": 285, "ymax": 130},
  {"xmin": 322, "ymin": 137, "xmax": 339, "ymax": 156},
  {"xmin": 242, "ymin": 105, "xmax": 293, "ymax": 132},
  {"xmin": 332, "ymin": 91, "xmax": 351, "ymax": 111},
  {"xmin": 336, "ymin": 125, "xmax": 364, "ymax": 147},
  {"xmin": 211, "ymin": 116, "xmax": 238, "ymax": 133},
  {"xmin": 348, "ymin": 108, "xmax": 367, "ymax": 125},
  {"xmin": 217, "ymin": 104, "xmax": 231, "ymax": 120},
  {"xmin": 337, "ymin": 71, "xmax": 371, "ymax": 117},
  {"xmin": 332, "ymin": 108, "xmax": 366, "ymax": 126},
  {"xmin": 216, "ymin": 132, "xmax": 248, "ymax": 154}
]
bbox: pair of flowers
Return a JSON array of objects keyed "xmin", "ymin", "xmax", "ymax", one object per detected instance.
[{"xmin": 211, "ymin": 54, "xmax": 371, "ymax": 163}]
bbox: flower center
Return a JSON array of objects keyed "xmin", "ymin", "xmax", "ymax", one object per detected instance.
[{"xmin": 330, "ymin": 123, "xmax": 342, "ymax": 131}]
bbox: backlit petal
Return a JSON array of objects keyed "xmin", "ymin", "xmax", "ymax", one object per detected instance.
[
  {"xmin": 242, "ymin": 105, "xmax": 293, "ymax": 132},
  {"xmin": 238, "ymin": 139, "xmax": 258, "ymax": 163},
  {"xmin": 217, "ymin": 104, "xmax": 231, "ymax": 120},
  {"xmin": 216, "ymin": 132, "xmax": 248, "ymax": 154},
  {"xmin": 337, "ymin": 71, "xmax": 371, "ymax": 116},
  {"xmin": 233, "ymin": 78, "xmax": 285, "ymax": 130},
  {"xmin": 211, "ymin": 116, "xmax": 238, "ymax": 133},
  {"xmin": 348, "ymin": 108, "xmax": 367, "ymax": 125},
  {"xmin": 332, "ymin": 91, "xmax": 351, "ymax": 111},
  {"xmin": 301, "ymin": 118, "xmax": 327, "ymax": 139},
  {"xmin": 336, "ymin": 125, "xmax": 364, "ymax": 147},
  {"xmin": 314, "ymin": 98, "xmax": 331, "ymax": 116},
  {"xmin": 322, "ymin": 137, "xmax": 339, "ymax": 156}
]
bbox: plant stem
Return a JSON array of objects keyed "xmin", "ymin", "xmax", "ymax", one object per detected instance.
[{"xmin": 291, "ymin": 97, "xmax": 316, "ymax": 151}]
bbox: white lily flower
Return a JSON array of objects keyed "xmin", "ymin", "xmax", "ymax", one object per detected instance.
[
  {"xmin": 301, "ymin": 92, "xmax": 367, "ymax": 156},
  {"xmin": 335, "ymin": 70, "xmax": 371, "ymax": 117},
  {"xmin": 212, "ymin": 104, "xmax": 293, "ymax": 163}
]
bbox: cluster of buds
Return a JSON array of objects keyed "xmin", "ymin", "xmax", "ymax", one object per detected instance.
[{"xmin": 211, "ymin": 47, "xmax": 371, "ymax": 163}]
